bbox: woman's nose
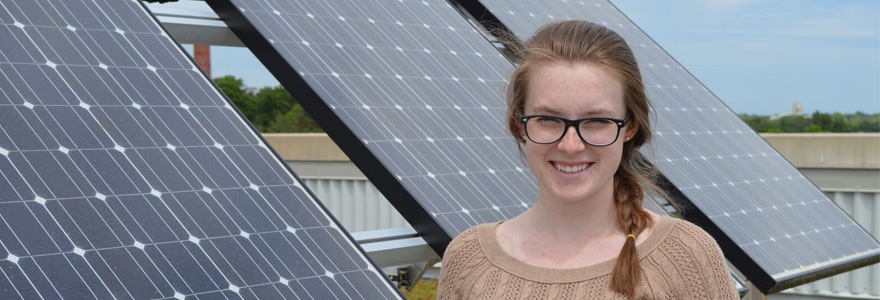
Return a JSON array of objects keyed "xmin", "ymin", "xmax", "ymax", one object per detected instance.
[{"xmin": 557, "ymin": 126, "xmax": 585, "ymax": 153}]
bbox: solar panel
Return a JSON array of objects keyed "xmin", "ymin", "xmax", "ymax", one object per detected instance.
[
  {"xmin": 455, "ymin": 0, "xmax": 880, "ymax": 293},
  {"xmin": 207, "ymin": 0, "xmax": 538, "ymax": 251},
  {"xmin": 0, "ymin": 0, "xmax": 400, "ymax": 299}
]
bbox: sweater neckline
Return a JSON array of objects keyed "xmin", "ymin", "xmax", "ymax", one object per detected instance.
[{"xmin": 477, "ymin": 215, "xmax": 678, "ymax": 284}]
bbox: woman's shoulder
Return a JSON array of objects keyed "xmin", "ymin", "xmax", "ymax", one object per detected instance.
[
  {"xmin": 663, "ymin": 217, "xmax": 724, "ymax": 252},
  {"xmin": 653, "ymin": 217, "xmax": 729, "ymax": 274},
  {"xmin": 651, "ymin": 217, "xmax": 739, "ymax": 298},
  {"xmin": 443, "ymin": 221, "xmax": 498, "ymax": 257}
]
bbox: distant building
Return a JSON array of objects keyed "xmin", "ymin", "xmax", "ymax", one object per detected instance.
[
  {"xmin": 770, "ymin": 102, "xmax": 808, "ymax": 120},
  {"xmin": 245, "ymin": 87, "xmax": 259, "ymax": 96}
]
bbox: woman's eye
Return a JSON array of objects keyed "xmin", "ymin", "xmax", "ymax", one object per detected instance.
[{"xmin": 581, "ymin": 119, "xmax": 611, "ymax": 129}]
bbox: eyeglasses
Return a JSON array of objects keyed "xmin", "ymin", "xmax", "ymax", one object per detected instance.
[{"xmin": 520, "ymin": 111, "xmax": 631, "ymax": 146}]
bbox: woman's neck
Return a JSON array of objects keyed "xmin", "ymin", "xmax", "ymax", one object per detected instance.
[{"xmin": 522, "ymin": 190, "xmax": 622, "ymax": 241}]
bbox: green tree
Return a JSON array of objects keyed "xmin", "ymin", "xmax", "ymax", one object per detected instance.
[
  {"xmin": 852, "ymin": 113, "xmax": 880, "ymax": 132},
  {"xmin": 833, "ymin": 113, "xmax": 851, "ymax": 132},
  {"xmin": 214, "ymin": 75, "xmax": 256, "ymax": 121},
  {"xmin": 738, "ymin": 114, "xmax": 775, "ymax": 132},
  {"xmin": 739, "ymin": 111, "xmax": 879, "ymax": 133},
  {"xmin": 776, "ymin": 115, "xmax": 811, "ymax": 132},
  {"xmin": 811, "ymin": 111, "xmax": 832, "ymax": 131},
  {"xmin": 214, "ymin": 76, "xmax": 323, "ymax": 133},
  {"xmin": 252, "ymin": 86, "xmax": 297, "ymax": 130},
  {"xmin": 265, "ymin": 103, "xmax": 323, "ymax": 133}
]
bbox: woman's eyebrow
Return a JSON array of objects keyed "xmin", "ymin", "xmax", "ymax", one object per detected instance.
[
  {"xmin": 533, "ymin": 105, "xmax": 617, "ymax": 118},
  {"xmin": 529, "ymin": 105, "xmax": 563, "ymax": 115},
  {"xmin": 582, "ymin": 109, "xmax": 617, "ymax": 117},
  {"xmin": 531, "ymin": 105, "xmax": 617, "ymax": 117}
]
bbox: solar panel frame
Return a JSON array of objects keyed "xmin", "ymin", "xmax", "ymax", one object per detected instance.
[
  {"xmin": 0, "ymin": 0, "xmax": 402, "ymax": 298},
  {"xmin": 453, "ymin": 0, "xmax": 880, "ymax": 293}
]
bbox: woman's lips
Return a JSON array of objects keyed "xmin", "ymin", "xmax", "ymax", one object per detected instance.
[{"xmin": 551, "ymin": 161, "xmax": 594, "ymax": 175}]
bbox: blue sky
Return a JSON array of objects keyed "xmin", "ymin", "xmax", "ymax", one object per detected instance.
[{"xmin": 190, "ymin": 0, "xmax": 879, "ymax": 115}]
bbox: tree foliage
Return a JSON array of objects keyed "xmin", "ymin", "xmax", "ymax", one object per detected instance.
[
  {"xmin": 214, "ymin": 75, "xmax": 255, "ymax": 117},
  {"xmin": 214, "ymin": 76, "xmax": 322, "ymax": 133},
  {"xmin": 738, "ymin": 111, "xmax": 880, "ymax": 133}
]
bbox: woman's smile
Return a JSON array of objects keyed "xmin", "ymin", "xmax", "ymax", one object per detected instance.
[{"xmin": 550, "ymin": 161, "xmax": 594, "ymax": 177}]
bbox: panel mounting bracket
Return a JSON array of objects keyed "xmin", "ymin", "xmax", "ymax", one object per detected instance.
[{"xmin": 353, "ymin": 227, "xmax": 441, "ymax": 289}]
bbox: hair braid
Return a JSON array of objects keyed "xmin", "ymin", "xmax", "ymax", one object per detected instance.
[{"xmin": 610, "ymin": 163, "xmax": 654, "ymax": 298}]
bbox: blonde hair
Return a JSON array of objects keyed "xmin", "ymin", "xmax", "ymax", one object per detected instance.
[{"xmin": 505, "ymin": 20, "xmax": 665, "ymax": 298}]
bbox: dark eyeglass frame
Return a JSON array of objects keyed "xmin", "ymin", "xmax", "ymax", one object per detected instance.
[{"xmin": 519, "ymin": 110, "xmax": 632, "ymax": 147}]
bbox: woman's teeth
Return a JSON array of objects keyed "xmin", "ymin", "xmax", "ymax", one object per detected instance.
[{"xmin": 554, "ymin": 162, "xmax": 588, "ymax": 173}]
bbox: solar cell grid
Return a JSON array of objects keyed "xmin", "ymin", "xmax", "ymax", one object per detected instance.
[
  {"xmin": 463, "ymin": 0, "xmax": 880, "ymax": 292},
  {"xmin": 209, "ymin": 0, "xmax": 541, "ymax": 247},
  {"xmin": 0, "ymin": 0, "xmax": 399, "ymax": 299}
]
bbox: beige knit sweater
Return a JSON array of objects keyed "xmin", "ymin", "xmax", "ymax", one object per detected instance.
[{"xmin": 437, "ymin": 216, "xmax": 739, "ymax": 299}]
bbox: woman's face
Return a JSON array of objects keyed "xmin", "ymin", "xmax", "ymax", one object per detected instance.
[{"xmin": 522, "ymin": 62, "xmax": 635, "ymax": 204}]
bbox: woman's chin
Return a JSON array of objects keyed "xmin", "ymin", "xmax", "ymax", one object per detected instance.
[{"xmin": 546, "ymin": 185, "xmax": 596, "ymax": 203}]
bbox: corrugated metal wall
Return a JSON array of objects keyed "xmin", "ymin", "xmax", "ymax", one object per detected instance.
[
  {"xmin": 302, "ymin": 178, "xmax": 409, "ymax": 232},
  {"xmin": 304, "ymin": 176, "xmax": 880, "ymax": 298}
]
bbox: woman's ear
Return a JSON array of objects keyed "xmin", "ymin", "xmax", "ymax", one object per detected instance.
[{"xmin": 624, "ymin": 122, "xmax": 639, "ymax": 142}]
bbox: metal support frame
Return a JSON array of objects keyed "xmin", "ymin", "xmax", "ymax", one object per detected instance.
[
  {"xmin": 144, "ymin": 0, "xmax": 243, "ymax": 46},
  {"xmin": 352, "ymin": 228, "xmax": 441, "ymax": 290}
]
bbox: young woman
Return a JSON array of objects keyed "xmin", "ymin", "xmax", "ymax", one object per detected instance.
[{"xmin": 437, "ymin": 21, "xmax": 738, "ymax": 299}]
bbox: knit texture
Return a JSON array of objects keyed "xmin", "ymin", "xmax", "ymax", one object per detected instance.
[{"xmin": 437, "ymin": 216, "xmax": 738, "ymax": 299}]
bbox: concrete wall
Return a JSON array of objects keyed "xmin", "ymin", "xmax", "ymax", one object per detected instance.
[
  {"xmin": 264, "ymin": 133, "xmax": 880, "ymax": 299},
  {"xmin": 762, "ymin": 133, "xmax": 880, "ymax": 192},
  {"xmin": 761, "ymin": 134, "xmax": 879, "ymax": 170}
]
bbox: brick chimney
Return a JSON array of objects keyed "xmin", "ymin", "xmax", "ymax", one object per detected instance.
[{"xmin": 194, "ymin": 44, "xmax": 210, "ymax": 76}]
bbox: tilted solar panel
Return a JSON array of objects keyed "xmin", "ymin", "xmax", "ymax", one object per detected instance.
[
  {"xmin": 207, "ymin": 0, "xmax": 538, "ymax": 251},
  {"xmin": 455, "ymin": 0, "xmax": 880, "ymax": 293},
  {"xmin": 0, "ymin": 0, "xmax": 400, "ymax": 298}
]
